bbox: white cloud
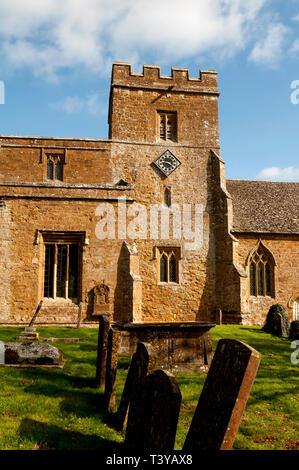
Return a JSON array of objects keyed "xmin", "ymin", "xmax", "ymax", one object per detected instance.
[
  {"xmin": 289, "ymin": 38, "xmax": 299, "ymax": 56},
  {"xmin": 0, "ymin": 0, "xmax": 273, "ymax": 80},
  {"xmin": 248, "ymin": 22, "xmax": 290, "ymax": 68},
  {"xmin": 256, "ymin": 166, "xmax": 299, "ymax": 181},
  {"xmin": 49, "ymin": 93, "xmax": 104, "ymax": 115}
]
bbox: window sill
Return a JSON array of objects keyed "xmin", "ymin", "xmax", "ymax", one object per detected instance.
[
  {"xmin": 158, "ymin": 282, "xmax": 180, "ymax": 287},
  {"xmin": 42, "ymin": 297, "xmax": 79, "ymax": 307},
  {"xmin": 249, "ymin": 295, "xmax": 274, "ymax": 300}
]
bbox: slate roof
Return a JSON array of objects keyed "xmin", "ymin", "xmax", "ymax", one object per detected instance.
[{"xmin": 226, "ymin": 179, "xmax": 299, "ymax": 234}]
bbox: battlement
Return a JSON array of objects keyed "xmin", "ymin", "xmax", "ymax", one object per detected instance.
[{"xmin": 111, "ymin": 62, "xmax": 218, "ymax": 94}]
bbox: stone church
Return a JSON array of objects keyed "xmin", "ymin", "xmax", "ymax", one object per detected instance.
[{"xmin": 0, "ymin": 62, "xmax": 298, "ymax": 326}]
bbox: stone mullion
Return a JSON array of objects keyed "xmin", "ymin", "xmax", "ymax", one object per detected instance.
[
  {"xmin": 53, "ymin": 243, "xmax": 57, "ymax": 299},
  {"xmin": 262, "ymin": 261, "xmax": 266, "ymax": 297},
  {"xmin": 65, "ymin": 244, "xmax": 69, "ymax": 299},
  {"xmin": 166, "ymin": 252, "xmax": 170, "ymax": 283}
]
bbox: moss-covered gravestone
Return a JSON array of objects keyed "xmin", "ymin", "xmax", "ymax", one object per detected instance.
[{"xmin": 262, "ymin": 304, "xmax": 290, "ymax": 338}]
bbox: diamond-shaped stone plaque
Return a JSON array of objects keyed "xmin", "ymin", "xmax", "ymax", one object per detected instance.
[{"xmin": 153, "ymin": 150, "xmax": 181, "ymax": 177}]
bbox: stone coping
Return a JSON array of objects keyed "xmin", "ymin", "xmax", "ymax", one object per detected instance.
[{"xmin": 112, "ymin": 321, "xmax": 215, "ymax": 332}]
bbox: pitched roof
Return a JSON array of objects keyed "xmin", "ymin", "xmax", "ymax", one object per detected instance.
[{"xmin": 226, "ymin": 179, "xmax": 299, "ymax": 234}]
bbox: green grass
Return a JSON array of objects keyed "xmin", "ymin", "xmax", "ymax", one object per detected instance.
[{"xmin": 0, "ymin": 325, "xmax": 298, "ymax": 450}]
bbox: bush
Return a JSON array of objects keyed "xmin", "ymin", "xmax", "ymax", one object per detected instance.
[{"xmin": 262, "ymin": 304, "xmax": 290, "ymax": 337}]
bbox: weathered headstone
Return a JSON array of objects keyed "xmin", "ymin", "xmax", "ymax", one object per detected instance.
[
  {"xmin": 183, "ymin": 339, "xmax": 261, "ymax": 451},
  {"xmin": 262, "ymin": 304, "xmax": 290, "ymax": 337},
  {"xmin": 95, "ymin": 314, "xmax": 110, "ymax": 388},
  {"xmin": 92, "ymin": 283, "xmax": 111, "ymax": 315},
  {"xmin": 289, "ymin": 321, "xmax": 299, "ymax": 340},
  {"xmin": 125, "ymin": 369, "xmax": 182, "ymax": 451},
  {"xmin": 17, "ymin": 300, "xmax": 43, "ymax": 341},
  {"xmin": 105, "ymin": 328, "xmax": 121, "ymax": 412},
  {"xmin": 116, "ymin": 342, "xmax": 156, "ymax": 431}
]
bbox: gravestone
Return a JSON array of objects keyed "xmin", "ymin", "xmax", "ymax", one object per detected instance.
[
  {"xmin": 95, "ymin": 314, "xmax": 110, "ymax": 388},
  {"xmin": 105, "ymin": 328, "xmax": 121, "ymax": 412},
  {"xmin": 289, "ymin": 321, "xmax": 299, "ymax": 340},
  {"xmin": 116, "ymin": 342, "xmax": 156, "ymax": 431},
  {"xmin": 92, "ymin": 283, "xmax": 111, "ymax": 315},
  {"xmin": 125, "ymin": 369, "xmax": 182, "ymax": 451},
  {"xmin": 262, "ymin": 304, "xmax": 290, "ymax": 337},
  {"xmin": 183, "ymin": 339, "xmax": 261, "ymax": 451},
  {"xmin": 17, "ymin": 300, "xmax": 43, "ymax": 341}
]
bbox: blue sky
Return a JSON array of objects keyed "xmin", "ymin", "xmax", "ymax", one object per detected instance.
[{"xmin": 1, "ymin": 0, "xmax": 299, "ymax": 181}]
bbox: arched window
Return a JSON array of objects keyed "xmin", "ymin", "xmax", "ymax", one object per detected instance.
[
  {"xmin": 248, "ymin": 243, "xmax": 274, "ymax": 297},
  {"xmin": 169, "ymin": 254, "xmax": 177, "ymax": 282},
  {"xmin": 293, "ymin": 298, "xmax": 299, "ymax": 321},
  {"xmin": 46, "ymin": 154, "xmax": 64, "ymax": 181},
  {"xmin": 158, "ymin": 248, "xmax": 179, "ymax": 283},
  {"xmin": 160, "ymin": 254, "xmax": 167, "ymax": 283}
]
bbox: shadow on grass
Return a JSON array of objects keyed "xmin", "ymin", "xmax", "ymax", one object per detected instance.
[{"xmin": 18, "ymin": 417, "xmax": 123, "ymax": 451}]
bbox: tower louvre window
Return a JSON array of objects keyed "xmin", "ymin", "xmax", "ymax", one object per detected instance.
[{"xmin": 158, "ymin": 112, "xmax": 177, "ymax": 142}]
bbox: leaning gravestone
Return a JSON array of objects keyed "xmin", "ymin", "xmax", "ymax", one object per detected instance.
[
  {"xmin": 17, "ymin": 300, "xmax": 43, "ymax": 341},
  {"xmin": 105, "ymin": 328, "xmax": 121, "ymax": 412},
  {"xmin": 95, "ymin": 314, "xmax": 110, "ymax": 388},
  {"xmin": 116, "ymin": 342, "xmax": 156, "ymax": 431},
  {"xmin": 125, "ymin": 369, "xmax": 182, "ymax": 451},
  {"xmin": 183, "ymin": 339, "xmax": 261, "ymax": 451}
]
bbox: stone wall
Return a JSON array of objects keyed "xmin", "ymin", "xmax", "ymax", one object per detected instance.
[
  {"xmin": 233, "ymin": 233, "xmax": 299, "ymax": 324},
  {"xmin": 1, "ymin": 63, "xmax": 296, "ymax": 326}
]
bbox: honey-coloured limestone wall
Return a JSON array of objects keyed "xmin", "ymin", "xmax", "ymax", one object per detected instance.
[{"xmin": 231, "ymin": 234, "xmax": 299, "ymax": 325}]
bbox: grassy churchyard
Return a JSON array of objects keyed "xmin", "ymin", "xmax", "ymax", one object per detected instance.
[{"xmin": 0, "ymin": 325, "xmax": 298, "ymax": 451}]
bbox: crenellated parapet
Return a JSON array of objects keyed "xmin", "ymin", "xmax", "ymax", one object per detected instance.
[{"xmin": 111, "ymin": 62, "xmax": 218, "ymax": 94}]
